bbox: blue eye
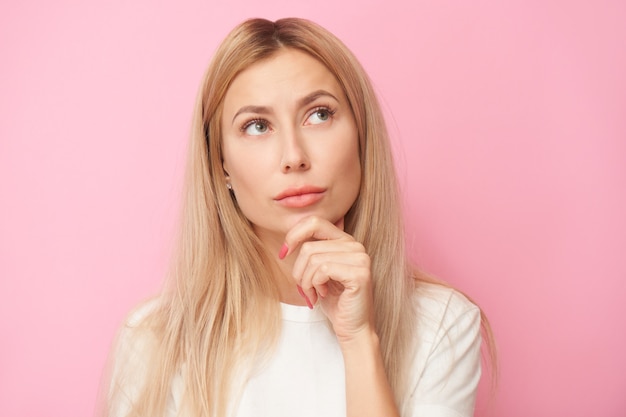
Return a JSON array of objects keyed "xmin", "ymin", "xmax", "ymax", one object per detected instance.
[
  {"xmin": 307, "ymin": 108, "xmax": 333, "ymax": 125},
  {"xmin": 243, "ymin": 120, "xmax": 269, "ymax": 136}
]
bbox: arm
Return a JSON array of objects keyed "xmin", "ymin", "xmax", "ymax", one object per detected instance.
[
  {"xmin": 281, "ymin": 216, "xmax": 400, "ymax": 417},
  {"xmin": 340, "ymin": 328, "xmax": 401, "ymax": 417}
]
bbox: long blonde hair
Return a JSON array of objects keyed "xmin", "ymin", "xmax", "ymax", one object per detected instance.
[{"xmin": 104, "ymin": 17, "xmax": 494, "ymax": 417}]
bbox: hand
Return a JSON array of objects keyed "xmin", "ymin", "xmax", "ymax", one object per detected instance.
[{"xmin": 279, "ymin": 216, "xmax": 375, "ymax": 343}]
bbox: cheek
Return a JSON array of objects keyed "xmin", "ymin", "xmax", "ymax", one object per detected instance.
[
  {"xmin": 225, "ymin": 161, "xmax": 257, "ymax": 190},
  {"xmin": 221, "ymin": 142, "xmax": 254, "ymax": 182},
  {"xmin": 336, "ymin": 132, "xmax": 361, "ymax": 179},
  {"xmin": 324, "ymin": 132, "xmax": 361, "ymax": 204},
  {"xmin": 222, "ymin": 147, "xmax": 271, "ymax": 200}
]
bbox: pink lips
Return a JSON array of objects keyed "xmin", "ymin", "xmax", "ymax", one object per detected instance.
[{"xmin": 274, "ymin": 186, "xmax": 326, "ymax": 208}]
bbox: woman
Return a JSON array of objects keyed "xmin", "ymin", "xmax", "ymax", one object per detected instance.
[{"xmin": 102, "ymin": 17, "xmax": 494, "ymax": 417}]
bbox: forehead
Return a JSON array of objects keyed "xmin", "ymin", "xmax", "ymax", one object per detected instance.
[{"xmin": 222, "ymin": 48, "xmax": 344, "ymax": 110}]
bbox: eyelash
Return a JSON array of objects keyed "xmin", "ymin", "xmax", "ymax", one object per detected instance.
[
  {"xmin": 240, "ymin": 118, "xmax": 268, "ymax": 133},
  {"xmin": 238, "ymin": 105, "xmax": 337, "ymax": 134},
  {"xmin": 310, "ymin": 105, "xmax": 336, "ymax": 115},
  {"xmin": 307, "ymin": 105, "xmax": 336, "ymax": 122}
]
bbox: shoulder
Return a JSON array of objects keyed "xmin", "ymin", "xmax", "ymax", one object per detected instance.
[
  {"xmin": 114, "ymin": 297, "xmax": 164, "ymax": 363},
  {"xmin": 122, "ymin": 296, "xmax": 162, "ymax": 328},
  {"xmin": 411, "ymin": 281, "xmax": 482, "ymax": 360},
  {"xmin": 413, "ymin": 282, "xmax": 480, "ymax": 333},
  {"xmin": 104, "ymin": 297, "xmax": 165, "ymax": 416},
  {"xmin": 406, "ymin": 282, "xmax": 482, "ymax": 417}
]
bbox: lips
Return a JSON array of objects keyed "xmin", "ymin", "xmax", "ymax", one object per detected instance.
[{"xmin": 274, "ymin": 186, "xmax": 326, "ymax": 208}]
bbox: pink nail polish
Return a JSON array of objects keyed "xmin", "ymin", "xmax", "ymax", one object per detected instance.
[
  {"xmin": 297, "ymin": 285, "xmax": 306, "ymax": 298},
  {"xmin": 297, "ymin": 286, "xmax": 314, "ymax": 309},
  {"xmin": 278, "ymin": 243, "xmax": 289, "ymax": 259}
]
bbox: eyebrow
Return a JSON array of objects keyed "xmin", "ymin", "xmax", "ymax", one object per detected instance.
[
  {"xmin": 231, "ymin": 89, "xmax": 340, "ymax": 125},
  {"xmin": 299, "ymin": 89, "xmax": 339, "ymax": 107}
]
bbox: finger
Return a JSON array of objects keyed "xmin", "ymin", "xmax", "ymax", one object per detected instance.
[
  {"xmin": 292, "ymin": 240, "xmax": 366, "ymax": 281},
  {"xmin": 279, "ymin": 216, "xmax": 349, "ymax": 259},
  {"xmin": 301, "ymin": 262, "xmax": 372, "ymax": 308},
  {"xmin": 300, "ymin": 253, "xmax": 371, "ymax": 290},
  {"xmin": 298, "ymin": 252, "xmax": 371, "ymax": 305},
  {"xmin": 296, "ymin": 285, "xmax": 315, "ymax": 309}
]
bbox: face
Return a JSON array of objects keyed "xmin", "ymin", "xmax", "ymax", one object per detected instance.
[{"xmin": 221, "ymin": 48, "xmax": 361, "ymax": 243}]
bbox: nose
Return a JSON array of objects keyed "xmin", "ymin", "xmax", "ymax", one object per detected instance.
[{"xmin": 280, "ymin": 130, "xmax": 310, "ymax": 173}]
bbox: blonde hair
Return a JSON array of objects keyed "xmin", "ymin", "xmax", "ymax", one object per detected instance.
[{"xmin": 103, "ymin": 17, "xmax": 495, "ymax": 417}]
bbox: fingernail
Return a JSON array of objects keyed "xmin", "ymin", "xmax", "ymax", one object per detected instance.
[
  {"xmin": 296, "ymin": 285, "xmax": 305, "ymax": 298},
  {"xmin": 278, "ymin": 243, "xmax": 289, "ymax": 260},
  {"xmin": 297, "ymin": 285, "xmax": 314, "ymax": 309}
]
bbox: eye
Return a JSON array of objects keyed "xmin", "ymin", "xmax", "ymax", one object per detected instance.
[
  {"xmin": 306, "ymin": 107, "xmax": 335, "ymax": 125},
  {"xmin": 242, "ymin": 119, "xmax": 270, "ymax": 136}
]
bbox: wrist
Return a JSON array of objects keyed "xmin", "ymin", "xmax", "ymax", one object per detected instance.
[{"xmin": 338, "ymin": 326, "xmax": 381, "ymax": 358}]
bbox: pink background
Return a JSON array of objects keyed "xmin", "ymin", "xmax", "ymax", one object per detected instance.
[{"xmin": 1, "ymin": 1, "xmax": 625, "ymax": 416}]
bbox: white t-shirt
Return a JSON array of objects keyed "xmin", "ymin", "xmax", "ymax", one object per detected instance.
[{"xmin": 108, "ymin": 283, "xmax": 482, "ymax": 417}]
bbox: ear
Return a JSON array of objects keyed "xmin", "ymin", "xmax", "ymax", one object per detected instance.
[{"xmin": 222, "ymin": 161, "xmax": 232, "ymax": 190}]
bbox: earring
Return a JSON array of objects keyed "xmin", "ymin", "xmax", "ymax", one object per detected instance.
[{"xmin": 226, "ymin": 183, "xmax": 232, "ymax": 190}]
